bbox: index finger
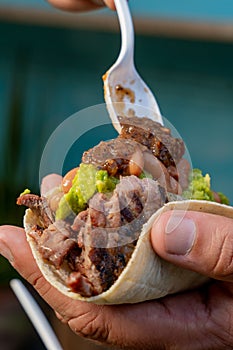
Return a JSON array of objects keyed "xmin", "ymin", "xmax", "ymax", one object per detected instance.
[
  {"xmin": 41, "ymin": 174, "xmax": 62, "ymax": 196},
  {"xmin": 0, "ymin": 225, "xmax": 99, "ymax": 321}
]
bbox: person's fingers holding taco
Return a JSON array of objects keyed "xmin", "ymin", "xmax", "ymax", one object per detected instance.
[
  {"xmin": 152, "ymin": 210, "xmax": 233, "ymax": 282},
  {"xmin": 1, "ymin": 216, "xmax": 233, "ymax": 349},
  {"xmin": 0, "ymin": 225, "xmax": 75, "ymax": 315},
  {"xmin": 0, "ymin": 225, "xmax": 114, "ymax": 340},
  {"xmin": 0, "ymin": 224, "xmax": 193, "ymax": 348},
  {"xmin": 15, "ymin": 115, "xmax": 233, "ymax": 304}
]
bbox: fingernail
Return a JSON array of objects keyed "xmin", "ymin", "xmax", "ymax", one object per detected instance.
[
  {"xmin": 0, "ymin": 242, "xmax": 14, "ymax": 263},
  {"xmin": 165, "ymin": 214, "xmax": 196, "ymax": 255}
]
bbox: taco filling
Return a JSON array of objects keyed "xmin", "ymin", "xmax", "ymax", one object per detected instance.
[{"xmin": 17, "ymin": 116, "xmax": 228, "ymax": 297}]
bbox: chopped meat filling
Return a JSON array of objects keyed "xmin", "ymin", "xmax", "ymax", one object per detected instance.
[
  {"xmin": 17, "ymin": 176, "xmax": 166, "ymax": 297},
  {"xmin": 82, "ymin": 137, "xmax": 145, "ymax": 177},
  {"xmin": 17, "ymin": 116, "xmax": 188, "ymax": 297},
  {"xmin": 119, "ymin": 116, "xmax": 185, "ymax": 167},
  {"xmin": 16, "ymin": 194, "xmax": 54, "ymax": 227}
]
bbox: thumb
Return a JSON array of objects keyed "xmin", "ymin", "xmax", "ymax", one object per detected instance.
[{"xmin": 151, "ymin": 210, "xmax": 233, "ymax": 282}]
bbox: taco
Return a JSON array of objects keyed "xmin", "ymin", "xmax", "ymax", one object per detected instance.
[{"xmin": 17, "ymin": 116, "xmax": 232, "ymax": 304}]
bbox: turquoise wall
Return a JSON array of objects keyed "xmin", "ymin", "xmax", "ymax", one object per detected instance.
[
  {"xmin": 0, "ymin": 21, "xmax": 232, "ymax": 225},
  {"xmin": 1, "ymin": 0, "xmax": 233, "ymax": 21},
  {"xmin": 132, "ymin": 0, "xmax": 233, "ymax": 21}
]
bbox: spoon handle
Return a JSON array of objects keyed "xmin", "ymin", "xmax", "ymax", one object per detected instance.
[
  {"xmin": 114, "ymin": 0, "xmax": 134, "ymax": 66},
  {"xmin": 10, "ymin": 279, "xmax": 63, "ymax": 350}
]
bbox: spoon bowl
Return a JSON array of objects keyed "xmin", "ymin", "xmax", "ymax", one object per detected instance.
[{"xmin": 103, "ymin": 0, "xmax": 163, "ymax": 133}]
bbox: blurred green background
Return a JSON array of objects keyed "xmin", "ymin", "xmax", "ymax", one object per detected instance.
[
  {"xmin": 0, "ymin": 1, "xmax": 233, "ymax": 349},
  {"xmin": 1, "ymin": 13, "xmax": 232, "ymax": 230}
]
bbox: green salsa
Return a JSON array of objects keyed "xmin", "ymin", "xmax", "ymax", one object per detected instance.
[
  {"xmin": 183, "ymin": 168, "xmax": 229, "ymax": 205},
  {"xmin": 20, "ymin": 189, "xmax": 31, "ymax": 196},
  {"xmin": 56, "ymin": 166, "xmax": 230, "ymax": 220},
  {"xmin": 56, "ymin": 164, "xmax": 118, "ymax": 220}
]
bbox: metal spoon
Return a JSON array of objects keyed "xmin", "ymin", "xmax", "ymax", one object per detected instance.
[
  {"xmin": 103, "ymin": 0, "xmax": 163, "ymax": 133},
  {"xmin": 10, "ymin": 279, "xmax": 63, "ymax": 350}
]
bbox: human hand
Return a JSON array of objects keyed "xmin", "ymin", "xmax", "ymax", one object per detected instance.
[
  {"xmin": 47, "ymin": 0, "xmax": 115, "ymax": 12},
  {"xmin": 1, "ymin": 175, "xmax": 233, "ymax": 350}
]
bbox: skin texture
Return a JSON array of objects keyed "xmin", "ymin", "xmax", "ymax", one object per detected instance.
[
  {"xmin": 47, "ymin": 0, "xmax": 115, "ymax": 11},
  {"xmin": 3, "ymin": 2, "xmax": 231, "ymax": 348},
  {"xmin": 1, "ymin": 174, "xmax": 233, "ymax": 349}
]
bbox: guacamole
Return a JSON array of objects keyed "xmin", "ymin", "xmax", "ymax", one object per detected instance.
[
  {"xmin": 96, "ymin": 170, "xmax": 119, "ymax": 193},
  {"xmin": 183, "ymin": 168, "xmax": 229, "ymax": 205},
  {"xmin": 56, "ymin": 166, "xmax": 229, "ymax": 220},
  {"xmin": 56, "ymin": 164, "xmax": 119, "ymax": 220},
  {"xmin": 20, "ymin": 189, "xmax": 31, "ymax": 196}
]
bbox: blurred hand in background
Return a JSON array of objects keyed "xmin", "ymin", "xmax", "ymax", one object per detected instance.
[{"xmin": 47, "ymin": 0, "xmax": 115, "ymax": 11}]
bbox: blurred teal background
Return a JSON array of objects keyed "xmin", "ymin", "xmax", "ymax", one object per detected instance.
[
  {"xmin": 0, "ymin": 0, "xmax": 232, "ymax": 227},
  {"xmin": 0, "ymin": 1, "xmax": 232, "ymax": 348},
  {"xmin": 1, "ymin": 0, "xmax": 233, "ymax": 21}
]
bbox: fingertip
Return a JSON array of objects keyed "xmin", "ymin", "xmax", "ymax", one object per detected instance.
[
  {"xmin": 151, "ymin": 210, "xmax": 233, "ymax": 281},
  {"xmin": 151, "ymin": 210, "xmax": 198, "ymax": 259},
  {"xmin": 0, "ymin": 225, "xmax": 26, "ymax": 263},
  {"xmin": 41, "ymin": 173, "xmax": 62, "ymax": 195},
  {"xmin": 0, "ymin": 225, "xmax": 25, "ymax": 240},
  {"xmin": 104, "ymin": 0, "xmax": 116, "ymax": 10}
]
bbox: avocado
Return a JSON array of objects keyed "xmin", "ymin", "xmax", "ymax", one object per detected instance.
[
  {"xmin": 183, "ymin": 168, "xmax": 229, "ymax": 204},
  {"xmin": 56, "ymin": 164, "xmax": 118, "ymax": 220}
]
